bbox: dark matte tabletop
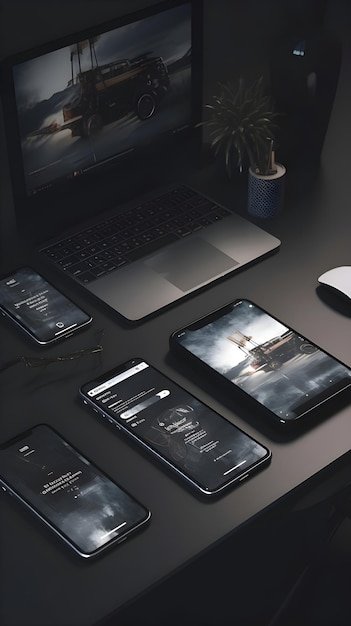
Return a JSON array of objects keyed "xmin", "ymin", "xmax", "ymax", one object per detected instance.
[{"xmin": 1, "ymin": 2, "xmax": 351, "ymax": 625}]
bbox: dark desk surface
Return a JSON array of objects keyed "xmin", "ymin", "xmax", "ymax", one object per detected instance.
[
  {"xmin": 1, "ymin": 41, "xmax": 351, "ymax": 619},
  {"xmin": 0, "ymin": 153, "xmax": 350, "ymax": 625}
]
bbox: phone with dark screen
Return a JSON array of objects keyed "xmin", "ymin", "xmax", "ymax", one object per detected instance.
[
  {"xmin": 0, "ymin": 424, "xmax": 151, "ymax": 558},
  {"xmin": 0, "ymin": 267, "xmax": 91, "ymax": 344},
  {"xmin": 169, "ymin": 299, "xmax": 351, "ymax": 426},
  {"xmin": 79, "ymin": 358, "xmax": 271, "ymax": 496}
]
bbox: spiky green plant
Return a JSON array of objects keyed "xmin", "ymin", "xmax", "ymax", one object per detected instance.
[{"xmin": 202, "ymin": 76, "xmax": 279, "ymax": 177}]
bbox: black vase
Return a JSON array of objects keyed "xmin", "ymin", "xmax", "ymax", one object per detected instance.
[{"xmin": 270, "ymin": 14, "xmax": 342, "ymax": 169}]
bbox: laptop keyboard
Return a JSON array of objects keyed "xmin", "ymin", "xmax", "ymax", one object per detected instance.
[{"xmin": 41, "ymin": 185, "xmax": 231, "ymax": 284}]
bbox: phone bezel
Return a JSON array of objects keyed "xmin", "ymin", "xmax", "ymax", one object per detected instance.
[
  {"xmin": 0, "ymin": 266, "xmax": 92, "ymax": 344},
  {"xmin": 79, "ymin": 357, "xmax": 272, "ymax": 496},
  {"xmin": 0, "ymin": 424, "xmax": 151, "ymax": 558},
  {"xmin": 169, "ymin": 298, "xmax": 351, "ymax": 426}
]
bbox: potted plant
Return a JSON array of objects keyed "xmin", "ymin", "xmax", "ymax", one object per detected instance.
[{"xmin": 201, "ymin": 76, "xmax": 286, "ymax": 218}]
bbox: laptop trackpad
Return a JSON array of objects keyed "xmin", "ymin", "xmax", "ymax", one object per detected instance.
[{"xmin": 145, "ymin": 237, "xmax": 238, "ymax": 292}]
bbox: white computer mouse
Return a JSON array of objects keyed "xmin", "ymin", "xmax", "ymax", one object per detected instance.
[{"xmin": 318, "ymin": 266, "xmax": 351, "ymax": 300}]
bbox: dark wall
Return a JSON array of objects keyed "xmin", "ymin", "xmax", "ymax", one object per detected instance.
[
  {"xmin": 0, "ymin": 0, "xmax": 337, "ymax": 133},
  {"xmin": 0, "ymin": 1, "xmax": 326, "ymax": 73},
  {"xmin": 0, "ymin": 0, "xmax": 332, "ymax": 145},
  {"xmin": 0, "ymin": 0, "xmax": 350, "ymax": 225}
]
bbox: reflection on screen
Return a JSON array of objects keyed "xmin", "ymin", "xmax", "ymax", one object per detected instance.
[
  {"xmin": 0, "ymin": 425, "xmax": 148, "ymax": 555},
  {"xmin": 13, "ymin": 3, "xmax": 192, "ymax": 196},
  {"xmin": 85, "ymin": 361, "xmax": 269, "ymax": 493},
  {"xmin": 177, "ymin": 300, "xmax": 351, "ymax": 421},
  {"xmin": 0, "ymin": 267, "xmax": 89, "ymax": 341}
]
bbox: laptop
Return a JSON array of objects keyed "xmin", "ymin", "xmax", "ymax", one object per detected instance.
[{"xmin": 1, "ymin": 0, "xmax": 280, "ymax": 322}]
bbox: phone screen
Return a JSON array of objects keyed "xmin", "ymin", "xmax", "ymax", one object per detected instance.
[
  {"xmin": 80, "ymin": 360, "xmax": 271, "ymax": 495},
  {"xmin": 0, "ymin": 425, "xmax": 150, "ymax": 557},
  {"xmin": 0, "ymin": 267, "xmax": 91, "ymax": 343},
  {"xmin": 171, "ymin": 299, "xmax": 351, "ymax": 424}
]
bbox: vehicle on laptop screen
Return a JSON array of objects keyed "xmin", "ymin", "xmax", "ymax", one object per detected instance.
[{"xmin": 62, "ymin": 47, "xmax": 170, "ymax": 137}]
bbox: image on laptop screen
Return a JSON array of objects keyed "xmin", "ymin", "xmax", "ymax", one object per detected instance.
[{"xmin": 12, "ymin": 2, "xmax": 192, "ymax": 197}]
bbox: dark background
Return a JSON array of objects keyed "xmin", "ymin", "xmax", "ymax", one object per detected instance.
[
  {"xmin": 1, "ymin": 2, "xmax": 351, "ymax": 625},
  {"xmin": 1, "ymin": 0, "xmax": 351, "ymax": 239}
]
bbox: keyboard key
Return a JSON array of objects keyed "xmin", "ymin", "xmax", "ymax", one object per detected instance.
[{"xmin": 41, "ymin": 185, "xmax": 231, "ymax": 282}]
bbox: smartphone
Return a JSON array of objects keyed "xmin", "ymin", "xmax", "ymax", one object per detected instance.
[
  {"xmin": 170, "ymin": 299, "xmax": 351, "ymax": 426},
  {"xmin": 80, "ymin": 359, "xmax": 271, "ymax": 496},
  {"xmin": 0, "ymin": 266, "xmax": 92, "ymax": 344},
  {"xmin": 0, "ymin": 424, "xmax": 151, "ymax": 558}
]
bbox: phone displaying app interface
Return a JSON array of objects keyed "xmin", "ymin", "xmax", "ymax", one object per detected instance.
[
  {"xmin": 171, "ymin": 299, "xmax": 351, "ymax": 424},
  {"xmin": 0, "ymin": 425, "xmax": 151, "ymax": 558},
  {"xmin": 80, "ymin": 360, "xmax": 271, "ymax": 496},
  {"xmin": 0, "ymin": 267, "xmax": 91, "ymax": 343}
]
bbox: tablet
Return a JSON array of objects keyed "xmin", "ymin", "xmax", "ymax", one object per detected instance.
[{"xmin": 170, "ymin": 299, "xmax": 351, "ymax": 425}]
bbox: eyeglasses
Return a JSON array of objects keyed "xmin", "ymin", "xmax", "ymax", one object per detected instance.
[{"xmin": 0, "ymin": 344, "xmax": 103, "ymax": 375}]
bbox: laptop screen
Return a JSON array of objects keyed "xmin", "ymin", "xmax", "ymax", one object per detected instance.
[
  {"xmin": 2, "ymin": 0, "xmax": 202, "ymax": 238},
  {"xmin": 12, "ymin": 2, "xmax": 193, "ymax": 198}
]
